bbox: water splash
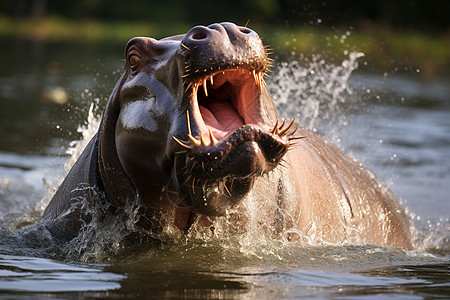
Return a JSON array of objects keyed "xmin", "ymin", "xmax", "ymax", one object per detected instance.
[
  {"xmin": 268, "ymin": 51, "xmax": 364, "ymax": 131},
  {"xmin": 2, "ymin": 52, "xmax": 448, "ymax": 264},
  {"xmin": 65, "ymin": 98, "xmax": 101, "ymax": 172},
  {"xmin": 38, "ymin": 52, "xmax": 419, "ymax": 263},
  {"xmin": 59, "ymin": 187, "xmax": 145, "ymax": 262}
]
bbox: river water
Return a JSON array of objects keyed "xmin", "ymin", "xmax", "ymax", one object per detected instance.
[{"xmin": 0, "ymin": 38, "xmax": 449, "ymax": 298}]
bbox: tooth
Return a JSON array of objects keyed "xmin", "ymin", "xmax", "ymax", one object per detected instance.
[
  {"xmin": 200, "ymin": 134, "xmax": 209, "ymax": 146},
  {"xmin": 210, "ymin": 75, "xmax": 214, "ymax": 85},
  {"xmin": 279, "ymin": 119, "xmax": 296, "ymax": 137},
  {"xmin": 257, "ymin": 72, "xmax": 262, "ymax": 92},
  {"xmin": 208, "ymin": 128, "xmax": 218, "ymax": 145},
  {"xmin": 186, "ymin": 111, "xmax": 192, "ymax": 136},
  {"xmin": 188, "ymin": 134, "xmax": 201, "ymax": 147},
  {"xmin": 173, "ymin": 136, "xmax": 192, "ymax": 149},
  {"xmin": 203, "ymin": 78, "xmax": 208, "ymax": 97}
]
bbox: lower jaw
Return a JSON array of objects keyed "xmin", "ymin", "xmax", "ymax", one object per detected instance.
[{"xmin": 175, "ymin": 175, "xmax": 255, "ymax": 217}]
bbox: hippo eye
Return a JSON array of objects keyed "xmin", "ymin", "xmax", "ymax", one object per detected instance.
[{"xmin": 128, "ymin": 54, "xmax": 140, "ymax": 66}]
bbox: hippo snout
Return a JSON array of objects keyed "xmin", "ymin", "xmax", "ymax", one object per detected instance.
[
  {"xmin": 181, "ymin": 22, "xmax": 267, "ymax": 82},
  {"xmin": 183, "ymin": 22, "xmax": 259, "ymax": 46}
]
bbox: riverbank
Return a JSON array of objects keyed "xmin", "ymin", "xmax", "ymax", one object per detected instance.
[{"xmin": 0, "ymin": 16, "xmax": 448, "ymax": 76}]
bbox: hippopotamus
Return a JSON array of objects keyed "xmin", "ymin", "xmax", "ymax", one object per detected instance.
[{"xmin": 40, "ymin": 22, "xmax": 413, "ymax": 249}]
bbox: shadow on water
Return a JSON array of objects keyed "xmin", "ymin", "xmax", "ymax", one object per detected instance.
[{"xmin": 0, "ymin": 36, "xmax": 449, "ymax": 298}]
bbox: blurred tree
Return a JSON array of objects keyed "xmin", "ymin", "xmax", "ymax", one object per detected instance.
[{"xmin": 0, "ymin": 0, "xmax": 448, "ymax": 32}]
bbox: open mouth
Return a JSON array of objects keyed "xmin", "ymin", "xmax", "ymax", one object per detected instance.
[
  {"xmin": 185, "ymin": 68, "xmax": 266, "ymax": 142},
  {"xmin": 171, "ymin": 65, "xmax": 298, "ymax": 216}
]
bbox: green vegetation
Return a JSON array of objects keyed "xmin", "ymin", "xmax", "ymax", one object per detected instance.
[{"xmin": 0, "ymin": 15, "xmax": 448, "ymax": 76}]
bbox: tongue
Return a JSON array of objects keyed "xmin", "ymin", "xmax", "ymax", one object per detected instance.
[{"xmin": 199, "ymin": 101, "xmax": 244, "ymax": 139}]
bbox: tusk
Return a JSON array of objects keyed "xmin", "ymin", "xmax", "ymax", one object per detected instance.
[
  {"xmin": 188, "ymin": 134, "xmax": 201, "ymax": 147},
  {"xmin": 209, "ymin": 128, "xmax": 218, "ymax": 145},
  {"xmin": 186, "ymin": 110, "xmax": 192, "ymax": 136},
  {"xmin": 200, "ymin": 134, "xmax": 209, "ymax": 147},
  {"xmin": 203, "ymin": 78, "xmax": 208, "ymax": 97}
]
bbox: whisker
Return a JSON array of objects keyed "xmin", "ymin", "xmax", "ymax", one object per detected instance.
[
  {"xmin": 222, "ymin": 180, "xmax": 232, "ymax": 197},
  {"xmin": 173, "ymin": 136, "xmax": 192, "ymax": 149},
  {"xmin": 279, "ymin": 119, "xmax": 296, "ymax": 137},
  {"xmin": 189, "ymin": 162, "xmax": 197, "ymax": 173},
  {"xmin": 191, "ymin": 179, "xmax": 196, "ymax": 194},
  {"xmin": 181, "ymin": 42, "xmax": 191, "ymax": 51},
  {"xmin": 174, "ymin": 150, "xmax": 188, "ymax": 155},
  {"xmin": 289, "ymin": 136, "xmax": 307, "ymax": 141}
]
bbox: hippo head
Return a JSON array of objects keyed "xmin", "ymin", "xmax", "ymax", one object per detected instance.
[{"xmin": 99, "ymin": 23, "xmax": 297, "ymax": 222}]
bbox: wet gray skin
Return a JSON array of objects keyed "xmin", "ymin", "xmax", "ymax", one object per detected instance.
[
  {"xmin": 39, "ymin": 23, "xmax": 413, "ymax": 250},
  {"xmin": 40, "ymin": 22, "xmax": 296, "ymax": 240}
]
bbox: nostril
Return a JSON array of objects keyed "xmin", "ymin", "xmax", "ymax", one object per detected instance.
[
  {"xmin": 192, "ymin": 32, "xmax": 208, "ymax": 40},
  {"xmin": 239, "ymin": 27, "xmax": 251, "ymax": 34}
]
